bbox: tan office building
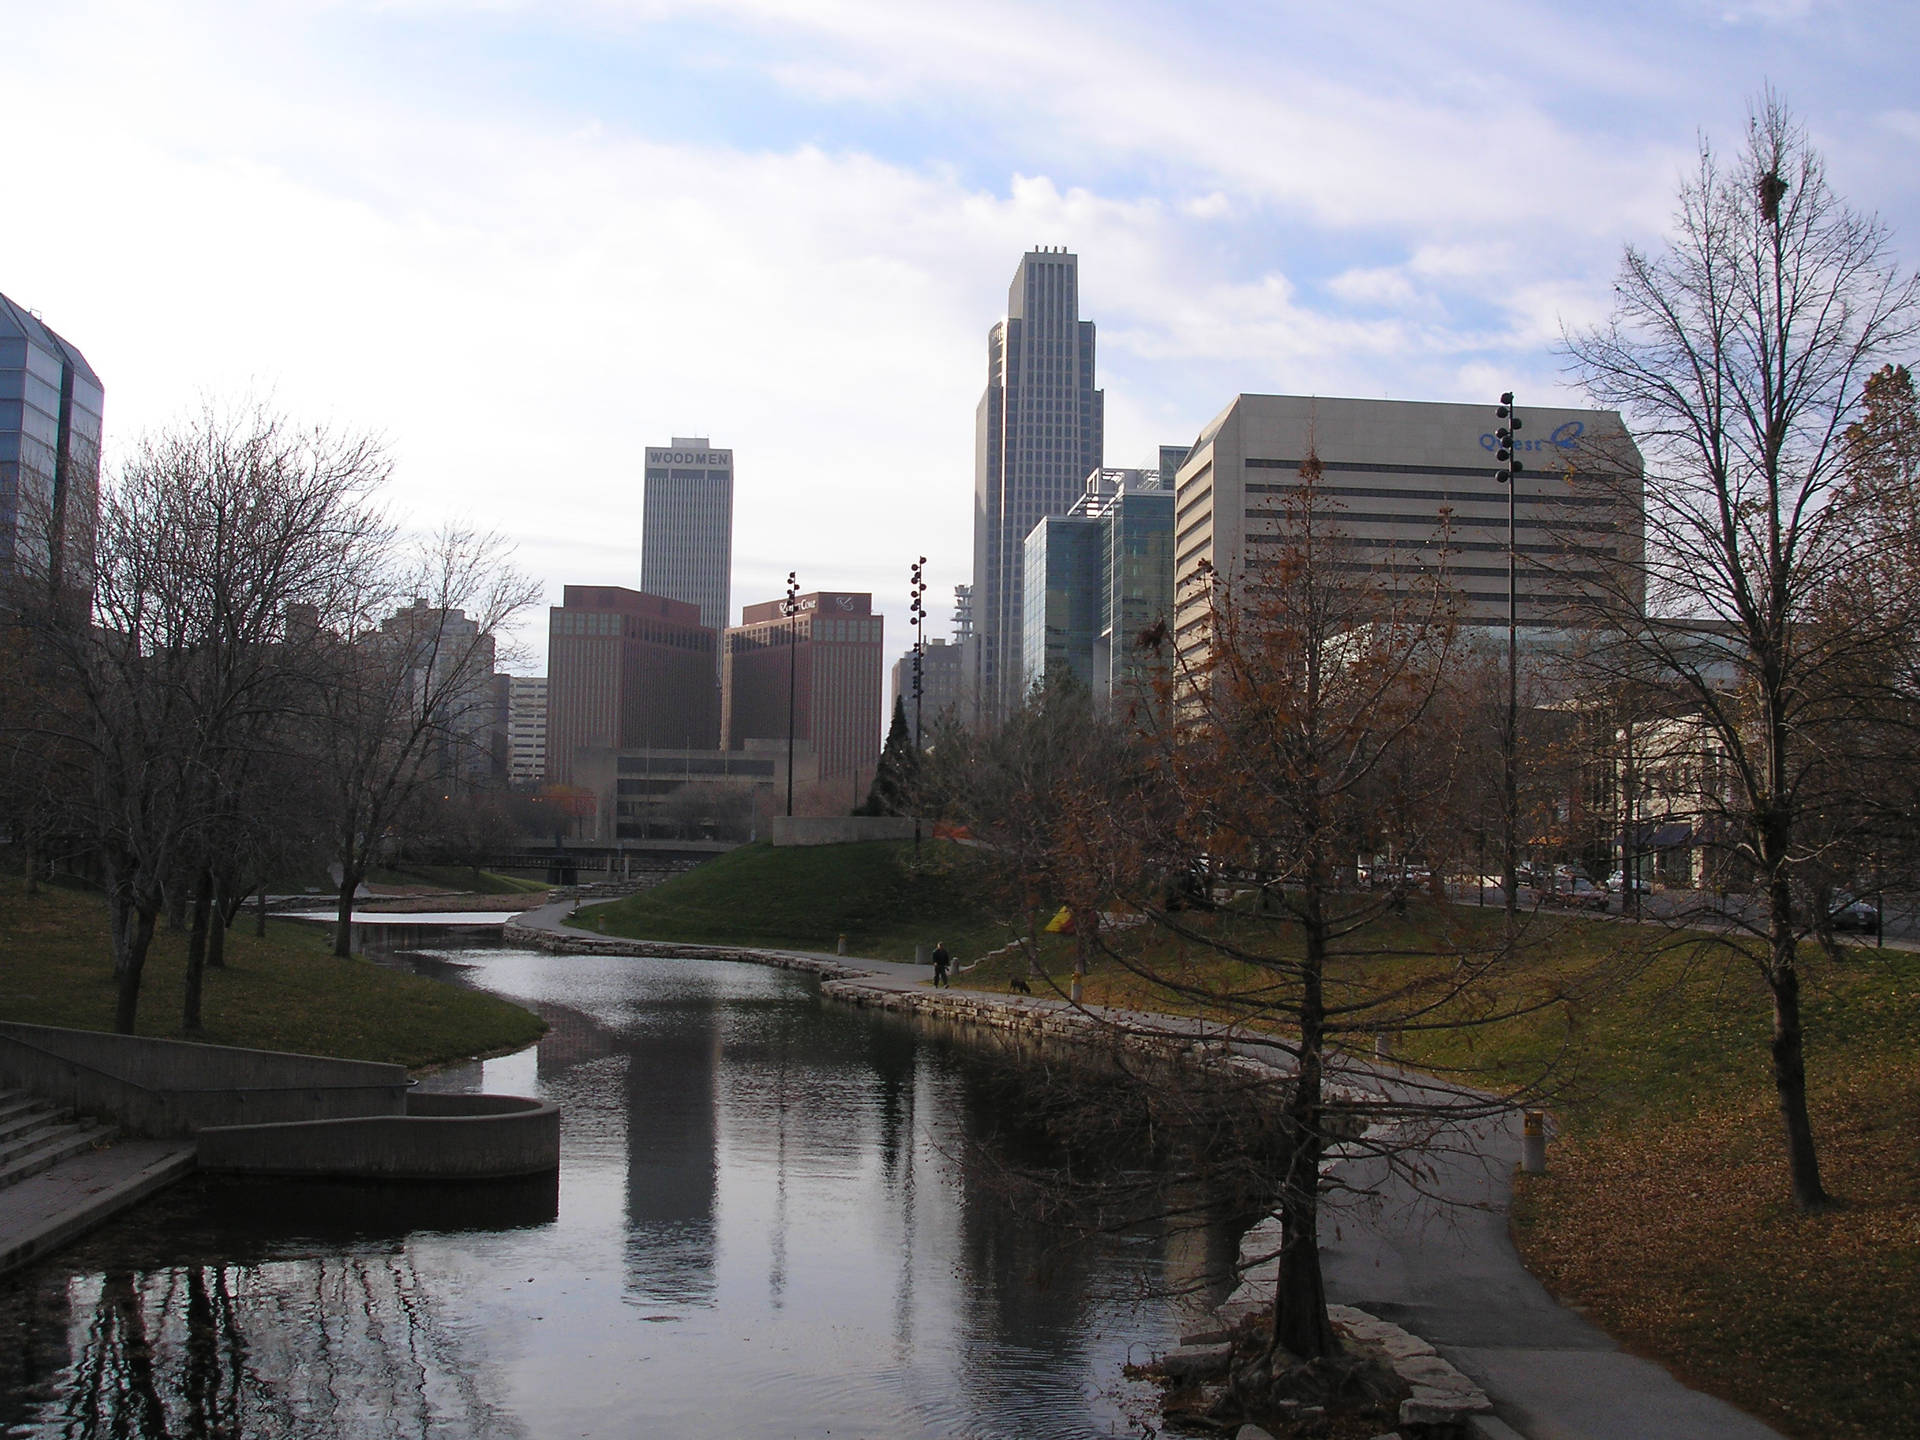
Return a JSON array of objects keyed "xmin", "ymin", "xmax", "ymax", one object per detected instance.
[
  {"xmin": 723, "ymin": 592, "xmax": 883, "ymax": 783},
  {"xmin": 1171, "ymin": 394, "xmax": 1642, "ymax": 669},
  {"xmin": 546, "ymin": 586, "xmax": 719, "ymax": 785}
]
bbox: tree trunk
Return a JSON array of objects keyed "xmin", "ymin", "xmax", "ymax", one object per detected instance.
[
  {"xmin": 333, "ymin": 868, "xmax": 360, "ymax": 958},
  {"xmin": 206, "ymin": 878, "xmax": 229, "ymax": 971},
  {"xmin": 183, "ymin": 866, "xmax": 212, "ymax": 1032},
  {"xmin": 1272, "ymin": 895, "xmax": 1338, "ymax": 1359},
  {"xmin": 1767, "ymin": 873, "xmax": 1828, "ymax": 1208},
  {"xmin": 114, "ymin": 904, "xmax": 156, "ymax": 1035},
  {"xmin": 255, "ymin": 887, "xmax": 268, "ymax": 938}
]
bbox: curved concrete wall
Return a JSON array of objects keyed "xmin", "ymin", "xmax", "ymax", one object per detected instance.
[
  {"xmin": 0, "ymin": 1022, "xmax": 411, "ymax": 1138},
  {"xmin": 196, "ymin": 1094, "xmax": 559, "ymax": 1180}
]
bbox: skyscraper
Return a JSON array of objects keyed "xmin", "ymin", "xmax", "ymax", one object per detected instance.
[
  {"xmin": 642, "ymin": 437, "xmax": 733, "ymax": 636},
  {"xmin": 0, "ymin": 292, "xmax": 103, "ymax": 608},
  {"xmin": 972, "ymin": 248, "xmax": 1103, "ymax": 724}
]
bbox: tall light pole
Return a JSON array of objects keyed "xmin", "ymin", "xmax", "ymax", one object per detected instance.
[
  {"xmin": 1494, "ymin": 393, "xmax": 1524, "ymax": 922},
  {"xmin": 783, "ymin": 570, "xmax": 800, "ymax": 819},
  {"xmin": 910, "ymin": 557, "xmax": 927, "ymax": 852}
]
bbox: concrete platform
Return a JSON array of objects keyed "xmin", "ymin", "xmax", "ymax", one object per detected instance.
[{"xmin": 0, "ymin": 1140, "xmax": 196, "ymax": 1277}]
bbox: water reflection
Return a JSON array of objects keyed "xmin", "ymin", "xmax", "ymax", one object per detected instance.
[{"xmin": 1, "ymin": 947, "xmax": 1233, "ymax": 1439}]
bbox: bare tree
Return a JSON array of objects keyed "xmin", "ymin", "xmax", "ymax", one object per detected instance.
[
  {"xmin": 2, "ymin": 405, "xmax": 391, "ymax": 1031},
  {"xmin": 1564, "ymin": 92, "xmax": 1920, "ymax": 1208},
  {"xmin": 992, "ymin": 459, "xmax": 1567, "ymax": 1390},
  {"xmin": 308, "ymin": 528, "xmax": 537, "ymax": 956}
]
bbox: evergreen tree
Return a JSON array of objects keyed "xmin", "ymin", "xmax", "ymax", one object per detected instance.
[{"xmin": 858, "ymin": 696, "xmax": 919, "ymax": 816}]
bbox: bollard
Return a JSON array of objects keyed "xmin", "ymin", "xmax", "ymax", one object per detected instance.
[
  {"xmin": 837, "ymin": 934, "xmax": 848, "ymax": 956},
  {"xmin": 1374, "ymin": 1031, "xmax": 1391, "ymax": 1061},
  {"xmin": 1521, "ymin": 1110, "xmax": 1548, "ymax": 1174}
]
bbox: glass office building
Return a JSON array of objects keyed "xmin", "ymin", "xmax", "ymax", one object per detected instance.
[
  {"xmin": 0, "ymin": 292, "xmax": 103, "ymax": 606},
  {"xmin": 1021, "ymin": 469, "xmax": 1174, "ymax": 706}
]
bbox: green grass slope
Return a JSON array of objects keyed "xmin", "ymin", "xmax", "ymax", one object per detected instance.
[
  {"xmin": 0, "ymin": 877, "xmax": 545, "ymax": 1069},
  {"xmin": 573, "ymin": 840, "xmax": 1007, "ymax": 961}
]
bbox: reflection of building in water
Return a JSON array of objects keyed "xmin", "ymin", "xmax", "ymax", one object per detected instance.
[
  {"xmin": 12, "ymin": 1259, "xmax": 523, "ymax": 1439},
  {"xmin": 624, "ymin": 993, "xmax": 722, "ymax": 1304}
]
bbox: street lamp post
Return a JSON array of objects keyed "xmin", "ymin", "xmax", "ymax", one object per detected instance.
[
  {"xmin": 910, "ymin": 557, "xmax": 927, "ymax": 852},
  {"xmin": 783, "ymin": 571, "xmax": 800, "ymax": 818},
  {"xmin": 1494, "ymin": 393, "xmax": 1524, "ymax": 923}
]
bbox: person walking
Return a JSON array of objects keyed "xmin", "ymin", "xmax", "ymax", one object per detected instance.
[{"xmin": 931, "ymin": 940, "xmax": 951, "ymax": 987}]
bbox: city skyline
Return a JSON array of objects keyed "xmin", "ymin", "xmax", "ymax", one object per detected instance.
[{"xmin": 4, "ymin": 4, "xmax": 1917, "ymax": 672}]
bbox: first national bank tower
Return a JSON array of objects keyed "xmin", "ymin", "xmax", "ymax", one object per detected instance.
[
  {"xmin": 642, "ymin": 437, "xmax": 734, "ymax": 638},
  {"xmin": 972, "ymin": 248, "xmax": 1104, "ymax": 725}
]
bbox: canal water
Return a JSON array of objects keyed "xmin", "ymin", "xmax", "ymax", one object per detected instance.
[{"xmin": 0, "ymin": 942, "xmax": 1240, "ymax": 1439}]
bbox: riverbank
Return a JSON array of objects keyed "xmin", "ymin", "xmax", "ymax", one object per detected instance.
[
  {"xmin": 540, "ymin": 847, "xmax": 1920, "ymax": 1440},
  {"xmin": 513, "ymin": 899, "xmax": 1795, "ymax": 1440},
  {"xmin": 0, "ymin": 878, "xmax": 546, "ymax": 1069},
  {"xmin": 568, "ymin": 840, "xmax": 1009, "ymax": 960}
]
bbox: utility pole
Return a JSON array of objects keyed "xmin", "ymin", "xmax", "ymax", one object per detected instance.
[
  {"xmin": 1494, "ymin": 393, "xmax": 1524, "ymax": 924},
  {"xmin": 910, "ymin": 556, "xmax": 927, "ymax": 853},
  {"xmin": 783, "ymin": 570, "xmax": 800, "ymax": 819}
]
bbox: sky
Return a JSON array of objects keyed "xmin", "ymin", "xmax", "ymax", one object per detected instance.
[{"xmin": 5, "ymin": 0, "xmax": 1918, "ymax": 673}]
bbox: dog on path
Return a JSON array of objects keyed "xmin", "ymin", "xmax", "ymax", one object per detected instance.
[{"xmin": 1009, "ymin": 974, "xmax": 1032, "ymax": 995}]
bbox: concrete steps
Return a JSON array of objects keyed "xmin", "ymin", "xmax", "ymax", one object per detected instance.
[{"xmin": 0, "ymin": 1091, "xmax": 116, "ymax": 1192}]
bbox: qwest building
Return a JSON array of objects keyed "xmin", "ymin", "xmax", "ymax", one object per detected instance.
[{"xmin": 1172, "ymin": 394, "xmax": 1643, "ymax": 669}]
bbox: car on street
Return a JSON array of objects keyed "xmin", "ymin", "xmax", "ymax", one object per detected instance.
[
  {"xmin": 1547, "ymin": 876, "xmax": 1612, "ymax": 910},
  {"xmin": 1608, "ymin": 871, "xmax": 1650, "ymax": 896},
  {"xmin": 1828, "ymin": 893, "xmax": 1880, "ymax": 932}
]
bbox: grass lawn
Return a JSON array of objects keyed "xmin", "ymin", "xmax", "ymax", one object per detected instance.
[
  {"xmin": 954, "ymin": 899, "xmax": 1917, "ymax": 1440},
  {"xmin": 364, "ymin": 864, "xmax": 549, "ymax": 894},
  {"xmin": 572, "ymin": 840, "xmax": 1012, "ymax": 962},
  {"xmin": 0, "ymin": 877, "xmax": 546, "ymax": 1069},
  {"xmin": 1505, "ymin": 935, "xmax": 1919, "ymax": 1440}
]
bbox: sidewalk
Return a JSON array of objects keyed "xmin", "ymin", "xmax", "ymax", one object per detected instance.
[{"xmin": 513, "ymin": 899, "xmax": 1790, "ymax": 1440}]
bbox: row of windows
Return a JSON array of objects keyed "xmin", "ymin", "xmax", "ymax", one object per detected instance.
[
  {"xmin": 1246, "ymin": 481, "xmax": 1617, "ymax": 509},
  {"xmin": 1246, "ymin": 506, "xmax": 1619, "ymax": 535}
]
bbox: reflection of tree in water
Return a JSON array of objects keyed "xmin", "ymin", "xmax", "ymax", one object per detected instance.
[{"xmin": 26, "ymin": 1255, "xmax": 525, "ymax": 1440}]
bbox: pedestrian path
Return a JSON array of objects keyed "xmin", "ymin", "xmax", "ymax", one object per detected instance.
[{"xmin": 512, "ymin": 898, "xmax": 1789, "ymax": 1440}]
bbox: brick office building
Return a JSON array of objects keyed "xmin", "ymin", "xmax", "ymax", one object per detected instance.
[
  {"xmin": 546, "ymin": 586, "xmax": 719, "ymax": 785},
  {"xmin": 722, "ymin": 591, "xmax": 883, "ymax": 783}
]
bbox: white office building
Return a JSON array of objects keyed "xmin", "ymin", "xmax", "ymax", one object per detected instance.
[{"xmin": 1172, "ymin": 394, "xmax": 1643, "ymax": 671}]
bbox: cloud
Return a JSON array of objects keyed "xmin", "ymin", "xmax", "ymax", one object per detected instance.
[{"xmin": 8, "ymin": 0, "xmax": 1917, "ymax": 670}]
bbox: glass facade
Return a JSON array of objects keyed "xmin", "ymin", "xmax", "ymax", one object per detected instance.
[
  {"xmin": 0, "ymin": 294, "xmax": 102, "ymax": 600},
  {"xmin": 1020, "ymin": 474, "xmax": 1175, "ymax": 707}
]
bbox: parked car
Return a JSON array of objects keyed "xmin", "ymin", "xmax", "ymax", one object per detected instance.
[
  {"xmin": 1828, "ymin": 893, "xmax": 1880, "ymax": 933},
  {"xmin": 1548, "ymin": 876, "xmax": 1612, "ymax": 910},
  {"xmin": 1607, "ymin": 871, "xmax": 1650, "ymax": 896}
]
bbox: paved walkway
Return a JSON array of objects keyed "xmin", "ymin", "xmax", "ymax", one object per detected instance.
[{"xmin": 512, "ymin": 899, "xmax": 1788, "ymax": 1440}]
